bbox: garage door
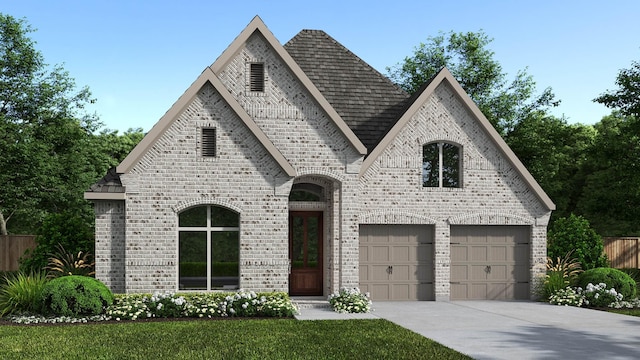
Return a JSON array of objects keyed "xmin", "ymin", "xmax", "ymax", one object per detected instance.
[
  {"xmin": 359, "ymin": 225, "xmax": 434, "ymax": 300},
  {"xmin": 450, "ymin": 225, "xmax": 530, "ymax": 300}
]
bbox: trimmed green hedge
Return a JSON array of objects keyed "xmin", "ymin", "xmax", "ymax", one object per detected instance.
[
  {"xmin": 578, "ymin": 267, "xmax": 637, "ymax": 300},
  {"xmin": 41, "ymin": 275, "xmax": 114, "ymax": 317}
]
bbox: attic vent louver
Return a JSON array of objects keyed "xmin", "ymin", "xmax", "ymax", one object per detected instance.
[
  {"xmin": 250, "ymin": 63, "xmax": 265, "ymax": 92},
  {"xmin": 202, "ymin": 128, "xmax": 216, "ymax": 157}
]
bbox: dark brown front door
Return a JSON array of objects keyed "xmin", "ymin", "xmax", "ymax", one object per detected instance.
[{"xmin": 289, "ymin": 211, "xmax": 323, "ymax": 296}]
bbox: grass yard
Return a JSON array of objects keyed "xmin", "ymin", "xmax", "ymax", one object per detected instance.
[
  {"xmin": 609, "ymin": 308, "xmax": 640, "ymax": 317},
  {"xmin": 0, "ymin": 318, "xmax": 471, "ymax": 360}
]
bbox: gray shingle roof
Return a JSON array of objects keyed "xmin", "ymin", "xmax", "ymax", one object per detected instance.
[
  {"xmin": 284, "ymin": 30, "xmax": 411, "ymax": 152},
  {"xmin": 89, "ymin": 167, "xmax": 125, "ymax": 193}
]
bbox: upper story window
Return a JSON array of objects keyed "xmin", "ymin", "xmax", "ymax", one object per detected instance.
[
  {"xmin": 249, "ymin": 63, "xmax": 265, "ymax": 92},
  {"xmin": 423, "ymin": 142, "xmax": 461, "ymax": 188}
]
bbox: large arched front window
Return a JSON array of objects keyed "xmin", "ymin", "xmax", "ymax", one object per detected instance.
[
  {"xmin": 178, "ymin": 205, "xmax": 239, "ymax": 290},
  {"xmin": 423, "ymin": 142, "xmax": 461, "ymax": 188}
]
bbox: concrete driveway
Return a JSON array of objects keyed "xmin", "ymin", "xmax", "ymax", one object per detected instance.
[{"xmin": 372, "ymin": 301, "xmax": 640, "ymax": 360}]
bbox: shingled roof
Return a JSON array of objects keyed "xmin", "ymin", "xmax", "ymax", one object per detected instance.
[
  {"xmin": 88, "ymin": 167, "xmax": 124, "ymax": 193},
  {"xmin": 284, "ymin": 30, "xmax": 411, "ymax": 152}
]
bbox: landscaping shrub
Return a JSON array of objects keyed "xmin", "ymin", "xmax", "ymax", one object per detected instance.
[
  {"xmin": 547, "ymin": 214, "xmax": 608, "ymax": 270},
  {"xmin": 0, "ymin": 271, "xmax": 48, "ymax": 316},
  {"xmin": 619, "ymin": 268, "xmax": 640, "ymax": 294},
  {"xmin": 548, "ymin": 287, "xmax": 584, "ymax": 307},
  {"xmin": 0, "ymin": 271, "xmax": 17, "ymax": 287},
  {"xmin": 20, "ymin": 211, "xmax": 95, "ymax": 274},
  {"xmin": 41, "ymin": 275, "xmax": 113, "ymax": 316},
  {"xmin": 328, "ymin": 287, "xmax": 372, "ymax": 313},
  {"xmin": 105, "ymin": 291, "xmax": 297, "ymax": 320},
  {"xmin": 579, "ymin": 282, "xmax": 623, "ymax": 307},
  {"xmin": 45, "ymin": 243, "xmax": 95, "ymax": 278},
  {"xmin": 539, "ymin": 252, "xmax": 582, "ymax": 300},
  {"xmin": 577, "ymin": 267, "xmax": 636, "ymax": 300}
]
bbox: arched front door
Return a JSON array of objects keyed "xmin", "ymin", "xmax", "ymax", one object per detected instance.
[{"xmin": 289, "ymin": 211, "xmax": 323, "ymax": 296}]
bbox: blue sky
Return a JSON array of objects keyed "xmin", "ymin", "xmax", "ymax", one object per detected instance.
[{"xmin": 4, "ymin": 1, "xmax": 639, "ymax": 132}]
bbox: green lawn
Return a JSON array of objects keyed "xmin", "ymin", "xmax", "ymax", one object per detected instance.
[
  {"xmin": 609, "ymin": 308, "xmax": 640, "ymax": 317},
  {"xmin": 0, "ymin": 318, "xmax": 471, "ymax": 360}
]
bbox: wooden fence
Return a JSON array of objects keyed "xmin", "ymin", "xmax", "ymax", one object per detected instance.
[
  {"xmin": 0, "ymin": 235, "xmax": 37, "ymax": 272},
  {"xmin": 604, "ymin": 237, "xmax": 640, "ymax": 269}
]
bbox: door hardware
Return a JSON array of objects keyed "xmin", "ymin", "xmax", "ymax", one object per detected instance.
[
  {"xmin": 485, "ymin": 265, "xmax": 492, "ymax": 274},
  {"xmin": 387, "ymin": 265, "xmax": 393, "ymax": 275}
]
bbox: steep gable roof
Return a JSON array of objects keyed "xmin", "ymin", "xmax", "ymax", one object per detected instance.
[
  {"xmin": 361, "ymin": 68, "xmax": 556, "ymax": 211},
  {"xmin": 115, "ymin": 66, "xmax": 296, "ymax": 177},
  {"xmin": 284, "ymin": 30, "xmax": 411, "ymax": 152},
  {"xmin": 211, "ymin": 16, "xmax": 367, "ymax": 155}
]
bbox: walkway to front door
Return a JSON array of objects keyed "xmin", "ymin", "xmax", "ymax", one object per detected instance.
[{"xmin": 289, "ymin": 211, "xmax": 323, "ymax": 296}]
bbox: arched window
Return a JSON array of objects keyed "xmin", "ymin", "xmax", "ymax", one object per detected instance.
[
  {"xmin": 178, "ymin": 205, "xmax": 239, "ymax": 290},
  {"xmin": 423, "ymin": 142, "xmax": 461, "ymax": 188},
  {"xmin": 289, "ymin": 183, "xmax": 323, "ymax": 202}
]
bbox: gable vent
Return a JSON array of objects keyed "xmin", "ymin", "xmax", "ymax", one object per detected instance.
[
  {"xmin": 202, "ymin": 128, "xmax": 216, "ymax": 157},
  {"xmin": 250, "ymin": 63, "xmax": 265, "ymax": 92}
]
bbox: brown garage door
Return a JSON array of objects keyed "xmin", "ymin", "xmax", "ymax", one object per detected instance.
[
  {"xmin": 359, "ymin": 225, "xmax": 434, "ymax": 300},
  {"xmin": 450, "ymin": 225, "xmax": 530, "ymax": 300}
]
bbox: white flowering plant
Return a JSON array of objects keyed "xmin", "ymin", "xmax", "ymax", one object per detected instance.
[
  {"xmin": 104, "ymin": 290, "xmax": 297, "ymax": 321},
  {"xmin": 328, "ymin": 287, "xmax": 372, "ymax": 313},
  {"xmin": 578, "ymin": 282, "xmax": 624, "ymax": 308},
  {"xmin": 608, "ymin": 297, "xmax": 640, "ymax": 309},
  {"xmin": 549, "ymin": 287, "xmax": 584, "ymax": 307}
]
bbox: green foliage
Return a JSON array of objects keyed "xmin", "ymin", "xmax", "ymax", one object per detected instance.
[
  {"xmin": 0, "ymin": 271, "xmax": 47, "ymax": 316},
  {"xmin": 547, "ymin": 214, "xmax": 608, "ymax": 270},
  {"xmin": 20, "ymin": 211, "xmax": 94, "ymax": 273},
  {"xmin": 507, "ymin": 114, "xmax": 596, "ymax": 221},
  {"xmin": 540, "ymin": 252, "xmax": 583, "ymax": 300},
  {"xmin": 106, "ymin": 291, "xmax": 297, "ymax": 320},
  {"xmin": 548, "ymin": 287, "xmax": 584, "ymax": 307},
  {"xmin": 0, "ymin": 319, "xmax": 472, "ymax": 360},
  {"xmin": 0, "ymin": 14, "xmax": 101, "ymax": 235},
  {"xmin": 387, "ymin": 30, "xmax": 557, "ymax": 135},
  {"xmin": 40, "ymin": 275, "xmax": 113, "ymax": 317},
  {"xmin": 619, "ymin": 268, "xmax": 640, "ymax": 294},
  {"xmin": 576, "ymin": 113, "xmax": 640, "ymax": 236},
  {"xmin": 45, "ymin": 243, "xmax": 95, "ymax": 278},
  {"xmin": 328, "ymin": 287, "xmax": 372, "ymax": 313},
  {"xmin": 0, "ymin": 271, "xmax": 16, "ymax": 287},
  {"xmin": 594, "ymin": 60, "xmax": 640, "ymax": 118},
  {"xmin": 578, "ymin": 268, "xmax": 637, "ymax": 300}
]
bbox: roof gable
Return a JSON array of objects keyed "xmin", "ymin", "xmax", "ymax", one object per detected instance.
[
  {"xmin": 361, "ymin": 68, "xmax": 555, "ymax": 211},
  {"xmin": 116, "ymin": 66, "xmax": 296, "ymax": 177},
  {"xmin": 284, "ymin": 30, "xmax": 411, "ymax": 152},
  {"xmin": 211, "ymin": 16, "xmax": 367, "ymax": 155}
]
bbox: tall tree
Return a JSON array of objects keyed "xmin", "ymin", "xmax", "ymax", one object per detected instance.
[
  {"xmin": 0, "ymin": 14, "xmax": 99, "ymax": 234},
  {"xmin": 576, "ymin": 112, "xmax": 640, "ymax": 236},
  {"xmin": 387, "ymin": 30, "xmax": 558, "ymax": 135},
  {"xmin": 594, "ymin": 60, "xmax": 640, "ymax": 118},
  {"xmin": 506, "ymin": 113, "xmax": 595, "ymax": 221}
]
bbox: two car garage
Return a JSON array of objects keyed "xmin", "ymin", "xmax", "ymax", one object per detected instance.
[{"xmin": 359, "ymin": 224, "xmax": 531, "ymax": 301}]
